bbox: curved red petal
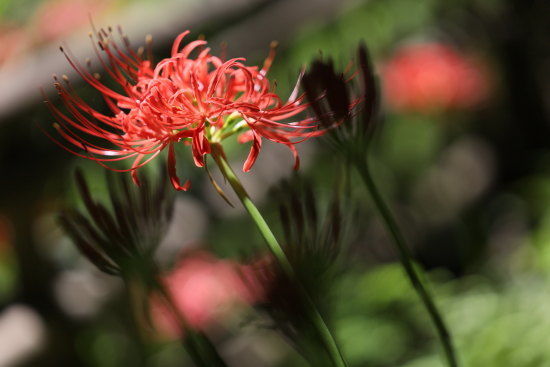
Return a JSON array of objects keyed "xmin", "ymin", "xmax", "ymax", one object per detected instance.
[
  {"xmin": 242, "ymin": 132, "xmax": 262, "ymax": 172},
  {"xmin": 168, "ymin": 143, "xmax": 191, "ymax": 191}
]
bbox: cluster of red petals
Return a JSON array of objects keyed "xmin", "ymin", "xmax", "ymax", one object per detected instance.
[
  {"xmin": 151, "ymin": 251, "xmax": 262, "ymax": 336},
  {"xmin": 47, "ymin": 29, "xmax": 322, "ymax": 190},
  {"xmin": 382, "ymin": 42, "xmax": 490, "ymax": 113}
]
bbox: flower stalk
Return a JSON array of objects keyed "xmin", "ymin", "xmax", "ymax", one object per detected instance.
[
  {"xmin": 210, "ymin": 143, "xmax": 347, "ymax": 367},
  {"xmin": 302, "ymin": 43, "xmax": 459, "ymax": 367},
  {"xmin": 150, "ymin": 275, "xmax": 229, "ymax": 367},
  {"xmin": 354, "ymin": 158, "xmax": 458, "ymax": 367}
]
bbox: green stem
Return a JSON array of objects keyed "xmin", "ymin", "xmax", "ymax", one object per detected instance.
[
  {"xmin": 355, "ymin": 159, "xmax": 458, "ymax": 367},
  {"xmin": 211, "ymin": 144, "xmax": 348, "ymax": 367}
]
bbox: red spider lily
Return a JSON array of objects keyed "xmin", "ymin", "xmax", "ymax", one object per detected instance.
[{"xmin": 45, "ymin": 28, "xmax": 324, "ymax": 191}]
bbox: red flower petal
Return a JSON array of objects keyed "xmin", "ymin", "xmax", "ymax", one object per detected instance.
[
  {"xmin": 167, "ymin": 143, "xmax": 191, "ymax": 191},
  {"xmin": 243, "ymin": 132, "xmax": 262, "ymax": 172}
]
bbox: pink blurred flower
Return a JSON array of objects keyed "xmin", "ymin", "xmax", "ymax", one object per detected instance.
[
  {"xmin": 0, "ymin": 26, "xmax": 28, "ymax": 67},
  {"xmin": 382, "ymin": 42, "xmax": 489, "ymax": 112},
  {"xmin": 151, "ymin": 251, "xmax": 261, "ymax": 337},
  {"xmin": 33, "ymin": 0, "xmax": 110, "ymax": 41}
]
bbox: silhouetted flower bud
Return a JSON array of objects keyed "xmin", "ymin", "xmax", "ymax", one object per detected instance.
[
  {"xmin": 302, "ymin": 42, "xmax": 380, "ymax": 158},
  {"xmin": 59, "ymin": 168, "xmax": 174, "ymax": 277}
]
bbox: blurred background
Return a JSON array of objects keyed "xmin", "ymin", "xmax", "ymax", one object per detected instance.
[{"xmin": 1, "ymin": 0, "xmax": 549, "ymax": 366}]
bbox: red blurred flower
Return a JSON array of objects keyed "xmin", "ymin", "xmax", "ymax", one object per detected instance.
[
  {"xmin": 46, "ymin": 29, "xmax": 322, "ymax": 191},
  {"xmin": 151, "ymin": 251, "xmax": 260, "ymax": 337},
  {"xmin": 382, "ymin": 42, "xmax": 489, "ymax": 112}
]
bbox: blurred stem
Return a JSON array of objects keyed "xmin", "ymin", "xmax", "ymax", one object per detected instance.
[
  {"xmin": 211, "ymin": 143, "xmax": 348, "ymax": 367},
  {"xmin": 354, "ymin": 158, "xmax": 458, "ymax": 367},
  {"xmin": 125, "ymin": 278, "xmax": 152, "ymax": 367},
  {"xmin": 123, "ymin": 260, "xmax": 228, "ymax": 367},
  {"xmin": 151, "ymin": 275, "xmax": 229, "ymax": 367}
]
